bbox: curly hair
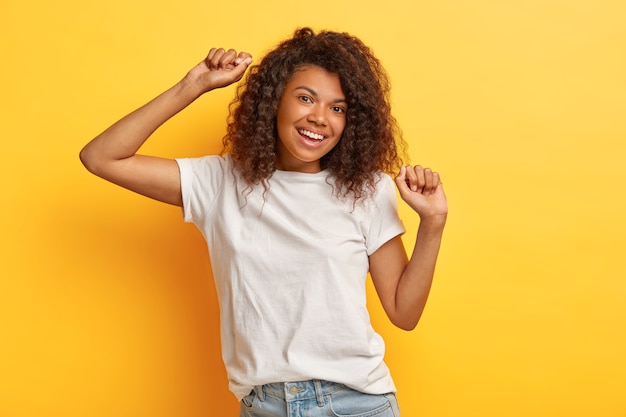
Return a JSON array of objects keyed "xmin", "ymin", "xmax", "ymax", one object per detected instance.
[{"xmin": 222, "ymin": 27, "xmax": 406, "ymax": 201}]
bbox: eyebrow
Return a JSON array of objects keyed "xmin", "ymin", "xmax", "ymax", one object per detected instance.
[{"xmin": 295, "ymin": 85, "xmax": 347, "ymax": 103}]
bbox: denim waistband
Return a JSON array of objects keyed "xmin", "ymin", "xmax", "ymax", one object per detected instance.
[{"xmin": 255, "ymin": 380, "xmax": 348, "ymax": 405}]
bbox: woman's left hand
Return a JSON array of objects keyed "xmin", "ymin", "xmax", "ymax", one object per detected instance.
[{"xmin": 395, "ymin": 165, "xmax": 448, "ymax": 221}]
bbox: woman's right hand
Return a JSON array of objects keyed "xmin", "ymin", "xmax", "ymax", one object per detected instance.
[
  {"xmin": 80, "ymin": 48, "xmax": 252, "ymax": 207},
  {"xmin": 184, "ymin": 48, "xmax": 253, "ymax": 95}
]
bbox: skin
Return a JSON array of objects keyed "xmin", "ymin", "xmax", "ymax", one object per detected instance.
[
  {"xmin": 80, "ymin": 47, "xmax": 448, "ymax": 331},
  {"xmin": 275, "ymin": 66, "xmax": 347, "ymax": 173}
]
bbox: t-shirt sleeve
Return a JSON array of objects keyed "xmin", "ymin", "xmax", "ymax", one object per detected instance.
[
  {"xmin": 175, "ymin": 155, "xmax": 228, "ymax": 224},
  {"xmin": 365, "ymin": 174, "xmax": 406, "ymax": 256}
]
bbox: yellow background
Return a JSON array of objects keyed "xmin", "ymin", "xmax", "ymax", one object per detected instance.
[{"xmin": 1, "ymin": 0, "xmax": 625, "ymax": 416}]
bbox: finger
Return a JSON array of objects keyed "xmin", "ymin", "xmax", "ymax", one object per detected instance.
[
  {"xmin": 404, "ymin": 165, "xmax": 417, "ymax": 191},
  {"xmin": 432, "ymin": 172, "xmax": 441, "ymax": 190},
  {"xmin": 394, "ymin": 165, "xmax": 407, "ymax": 189},
  {"xmin": 407, "ymin": 165, "xmax": 425, "ymax": 192},
  {"xmin": 423, "ymin": 168, "xmax": 434, "ymax": 194},
  {"xmin": 206, "ymin": 48, "xmax": 226, "ymax": 69},
  {"xmin": 203, "ymin": 48, "xmax": 217, "ymax": 70},
  {"xmin": 218, "ymin": 48, "xmax": 239, "ymax": 69},
  {"xmin": 228, "ymin": 55, "xmax": 253, "ymax": 82},
  {"xmin": 394, "ymin": 166, "xmax": 414, "ymax": 200},
  {"xmin": 234, "ymin": 51, "xmax": 253, "ymax": 65},
  {"xmin": 207, "ymin": 48, "xmax": 218, "ymax": 61}
]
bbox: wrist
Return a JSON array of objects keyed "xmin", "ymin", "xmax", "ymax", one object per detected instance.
[
  {"xmin": 418, "ymin": 214, "xmax": 447, "ymax": 232},
  {"xmin": 178, "ymin": 74, "xmax": 212, "ymax": 100}
]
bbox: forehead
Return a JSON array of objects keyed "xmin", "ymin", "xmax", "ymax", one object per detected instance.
[{"xmin": 286, "ymin": 65, "xmax": 345, "ymax": 95}]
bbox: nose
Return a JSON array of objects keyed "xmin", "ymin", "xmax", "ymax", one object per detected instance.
[{"xmin": 307, "ymin": 106, "xmax": 327, "ymax": 126}]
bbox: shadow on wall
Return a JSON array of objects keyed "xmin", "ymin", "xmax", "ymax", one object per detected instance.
[{"xmin": 33, "ymin": 194, "xmax": 239, "ymax": 415}]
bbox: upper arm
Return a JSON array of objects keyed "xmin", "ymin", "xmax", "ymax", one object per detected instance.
[
  {"xmin": 81, "ymin": 153, "xmax": 183, "ymax": 206},
  {"xmin": 368, "ymin": 235, "xmax": 408, "ymax": 322}
]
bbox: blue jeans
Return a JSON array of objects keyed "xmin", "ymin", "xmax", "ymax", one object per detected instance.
[{"xmin": 239, "ymin": 380, "xmax": 400, "ymax": 417}]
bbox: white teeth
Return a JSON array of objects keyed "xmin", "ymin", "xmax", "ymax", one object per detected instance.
[{"xmin": 299, "ymin": 129, "xmax": 324, "ymax": 141}]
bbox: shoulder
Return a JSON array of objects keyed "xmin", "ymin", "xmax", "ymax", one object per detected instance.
[
  {"xmin": 370, "ymin": 172, "xmax": 396, "ymax": 200},
  {"xmin": 342, "ymin": 172, "xmax": 397, "ymax": 213},
  {"xmin": 176, "ymin": 154, "xmax": 234, "ymax": 176},
  {"xmin": 176, "ymin": 155, "xmax": 244, "ymax": 197}
]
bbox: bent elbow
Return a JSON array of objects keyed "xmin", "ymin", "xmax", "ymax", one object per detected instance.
[
  {"xmin": 79, "ymin": 146, "xmax": 103, "ymax": 177},
  {"xmin": 390, "ymin": 312, "xmax": 422, "ymax": 331},
  {"xmin": 78, "ymin": 147, "xmax": 91, "ymax": 171},
  {"xmin": 394, "ymin": 321, "xmax": 418, "ymax": 332}
]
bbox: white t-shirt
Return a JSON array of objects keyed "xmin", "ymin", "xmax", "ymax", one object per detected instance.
[{"xmin": 176, "ymin": 155, "xmax": 405, "ymax": 400}]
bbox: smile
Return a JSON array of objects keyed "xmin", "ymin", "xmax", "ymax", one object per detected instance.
[{"xmin": 298, "ymin": 129, "xmax": 325, "ymax": 141}]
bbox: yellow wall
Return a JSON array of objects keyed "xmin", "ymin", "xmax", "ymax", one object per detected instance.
[{"xmin": 1, "ymin": 0, "xmax": 625, "ymax": 416}]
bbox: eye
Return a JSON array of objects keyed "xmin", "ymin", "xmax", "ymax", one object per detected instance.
[
  {"xmin": 331, "ymin": 105, "xmax": 346, "ymax": 114},
  {"xmin": 298, "ymin": 95, "xmax": 313, "ymax": 104}
]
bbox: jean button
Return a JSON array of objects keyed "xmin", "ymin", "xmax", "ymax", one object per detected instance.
[{"xmin": 289, "ymin": 386, "xmax": 302, "ymax": 395}]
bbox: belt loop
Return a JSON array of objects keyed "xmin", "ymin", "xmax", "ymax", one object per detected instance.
[
  {"xmin": 313, "ymin": 380, "xmax": 324, "ymax": 407},
  {"xmin": 255, "ymin": 385, "xmax": 266, "ymax": 402}
]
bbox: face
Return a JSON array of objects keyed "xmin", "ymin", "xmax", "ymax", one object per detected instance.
[{"xmin": 275, "ymin": 65, "xmax": 347, "ymax": 173}]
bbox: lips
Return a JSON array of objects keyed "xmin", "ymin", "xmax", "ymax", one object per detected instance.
[{"xmin": 297, "ymin": 128, "xmax": 325, "ymax": 142}]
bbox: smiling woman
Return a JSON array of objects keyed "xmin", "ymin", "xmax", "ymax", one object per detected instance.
[
  {"xmin": 224, "ymin": 28, "xmax": 406, "ymax": 204},
  {"xmin": 275, "ymin": 65, "xmax": 347, "ymax": 172},
  {"xmin": 4, "ymin": 0, "xmax": 626, "ymax": 415},
  {"xmin": 79, "ymin": 27, "xmax": 448, "ymax": 417}
]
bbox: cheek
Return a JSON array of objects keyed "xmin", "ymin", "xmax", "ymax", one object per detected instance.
[
  {"xmin": 275, "ymin": 109, "xmax": 291, "ymax": 136},
  {"xmin": 276, "ymin": 102, "xmax": 300, "ymax": 128},
  {"xmin": 334, "ymin": 118, "xmax": 347, "ymax": 137}
]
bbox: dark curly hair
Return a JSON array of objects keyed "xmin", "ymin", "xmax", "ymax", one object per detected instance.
[{"xmin": 222, "ymin": 27, "xmax": 406, "ymax": 201}]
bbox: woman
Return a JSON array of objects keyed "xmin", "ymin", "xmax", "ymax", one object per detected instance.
[{"xmin": 80, "ymin": 27, "xmax": 447, "ymax": 417}]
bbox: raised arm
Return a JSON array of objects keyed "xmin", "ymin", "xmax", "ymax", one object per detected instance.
[
  {"xmin": 79, "ymin": 48, "xmax": 252, "ymax": 206},
  {"xmin": 369, "ymin": 165, "xmax": 448, "ymax": 330}
]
